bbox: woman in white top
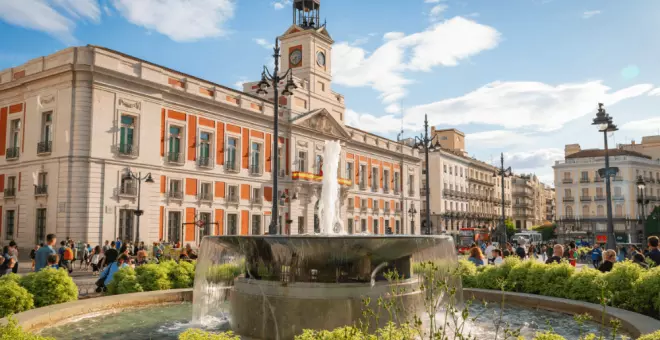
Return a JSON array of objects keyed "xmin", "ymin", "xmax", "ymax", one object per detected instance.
[{"xmin": 492, "ymin": 249, "xmax": 504, "ymax": 265}]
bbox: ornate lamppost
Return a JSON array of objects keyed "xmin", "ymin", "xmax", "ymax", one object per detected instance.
[
  {"xmin": 592, "ymin": 103, "xmax": 618, "ymax": 250},
  {"xmin": 256, "ymin": 38, "xmax": 298, "ymax": 235},
  {"xmin": 408, "ymin": 204, "xmax": 417, "ymax": 235},
  {"xmin": 122, "ymin": 170, "xmax": 154, "ymax": 243},
  {"xmin": 412, "ymin": 114, "xmax": 440, "ymax": 235},
  {"xmin": 494, "ymin": 153, "xmax": 512, "ymax": 245},
  {"xmin": 637, "ymin": 175, "xmax": 650, "ymax": 243}
]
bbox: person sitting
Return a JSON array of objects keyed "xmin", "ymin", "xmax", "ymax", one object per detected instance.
[
  {"xmin": 492, "ymin": 249, "xmax": 504, "ymax": 265},
  {"xmin": 185, "ymin": 243, "xmax": 198, "ymax": 260},
  {"xmin": 0, "ymin": 258, "xmax": 15, "ymax": 276},
  {"xmin": 135, "ymin": 250, "xmax": 149, "ymax": 267},
  {"xmin": 467, "ymin": 247, "xmax": 485, "ymax": 266},
  {"xmin": 632, "ymin": 252, "xmax": 649, "ymax": 269},
  {"xmin": 179, "ymin": 248, "xmax": 191, "ymax": 262},
  {"xmin": 47, "ymin": 254, "xmax": 59, "ymax": 269},
  {"xmin": 96, "ymin": 254, "xmax": 129, "ymax": 293},
  {"xmin": 598, "ymin": 250, "xmax": 617, "ymax": 273},
  {"xmin": 545, "ymin": 244, "xmax": 564, "ymax": 264}
]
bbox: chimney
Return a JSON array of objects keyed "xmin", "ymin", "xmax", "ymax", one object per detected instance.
[{"xmin": 565, "ymin": 144, "xmax": 581, "ymax": 157}]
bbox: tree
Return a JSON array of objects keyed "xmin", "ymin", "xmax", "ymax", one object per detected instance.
[
  {"xmin": 645, "ymin": 206, "xmax": 660, "ymax": 238},
  {"xmin": 505, "ymin": 218, "xmax": 516, "ymax": 239},
  {"xmin": 533, "ymin": 224, "xmax": 557, "ymax": 241}
]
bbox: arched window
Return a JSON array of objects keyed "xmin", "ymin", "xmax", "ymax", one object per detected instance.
[
  {"xmin": 566, "ymin": 206, "xmax": 573, "ymax": 216},
  {"xmin": 615, "ymin": 204, "xmax": 623, "ymax": 217},
  {"xmin": 614, "ymin": 187, "xmax": 622, "ymax": 196},
  {"xmin": 582, "ymin": 205, "xmax": 589, "ymax": 217},
  {"xmin": 597, "ymin": 205, "xmax": 605, "ymax": 216}
]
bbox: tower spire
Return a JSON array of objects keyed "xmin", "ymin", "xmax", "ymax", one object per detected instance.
[{"xmin": 293, "ymin": 0, "xmax": 321, "ymax": 29}]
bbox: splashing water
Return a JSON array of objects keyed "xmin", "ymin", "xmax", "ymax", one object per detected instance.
[{"xmin": 318, "ymin": 140, "xmax": 343, "ymax": 235}]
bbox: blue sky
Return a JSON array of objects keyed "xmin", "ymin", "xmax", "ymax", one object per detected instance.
[{"xmin": 2, "ymin": 0, "xmax": 660, "ymax": 184}]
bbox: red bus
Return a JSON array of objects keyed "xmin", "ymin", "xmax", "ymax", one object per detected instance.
[{"xmin": 458, "ymin": 228, "xmax": 490, "ymax": 253}]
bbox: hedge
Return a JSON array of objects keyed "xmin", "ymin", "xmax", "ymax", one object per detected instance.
[
  {"xmin": 0, "ymin": 281, "xmax": 34, "ymax": 318},
  {"xmin": 0, "ymin": 316, "xmax": 55, "ymax": 340},
  {"xmin": 105, "ymin": 260, "xmax": 196, "ymax": 295},
  {"xmin": 460, "ymin": 258, "xmax": 660, "ymax": 319},
  {"xmin": 19, "ymin": 268, "xmax": 77, "ymax": 308}
]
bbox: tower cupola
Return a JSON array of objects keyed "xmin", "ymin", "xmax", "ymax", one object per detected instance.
[{"xmin": 293, "ymin": 0, "xmax": 322, "ymax": 29}]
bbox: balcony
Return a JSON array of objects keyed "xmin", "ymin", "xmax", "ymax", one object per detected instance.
[
  {"xmin": 580, "ymin": 196, "xmax": 592, "ymax": 202},
  {"xmin": 34, "ymin": 185, "xmax": 48, "ymax": 196},
  {"xmin": 613, "ymin": 176, "xmax": 623, "ymax": 182},
  {"xmin": 646, "ymin": 195, "xmax": 657, "ymax": 202},
  {"xmin": 278, "ymin": 169, "xmax": 286, "ymax": 178},
  {"xmin": 371, "ymin": 185, "xmax": 379, "ymax": 193},
  {"xmin": 251, "ymin": 195, "xmax": 263, "ymax": 205},
  {"xmin": 225, "ymin": 160, "xmax": 239, "ymax": 173},
  {"xmin": 359, "ymin": 181, "xmax": 367, "ymax": 190},
  {"xmin": 420, "ymin": 188, "xmax": 427, "ymax": 196},
  {"xmin": 562, "ymin": 178, "xmax": 574, "ymax": 184},
  {"xmin": 594, "ymin": 177, "xmax": 604, "ymax": 183},
  {"xmin": 167, "ymin": 191, "xmax": 183, "ymax": 200},
  {"xmin": 118, "ymin": 186, "xmax": 137, "ymax": 197},
  {"xmin": 594, "ymin": 195, "xmax": 606, "ymax": 201},
  {"xmin": 117, "ymin": 143, "xmax": 137, "ymax": 157},
  {"xmin": 198, "ymin": 192, "xmax": 213, "ymax": 202},
  {"xmin": 3, "ymin": 188, "xmax": 16, "ymax": 198},
  {"xmin": 393, "ymin": 187, "xmax": 400, "ymax": 195},
  {"xmin": 579, "ymin": 178, "xmax": 590, "ymax": 183},
  {"xmin": 563, "ymin": 197, "xmax": 575, "ymax": 202},
  {"xmin": 166, "ymin": 152, "xmax": 184, "ymax": 164},
  {"xmin": 613, "ymin": 195, "xmax": 625, "ymax": 201},
  {"xmin": 227, "ymin": 194, "xmax": 239, "ymax": 204},
  {"xmin": 360, "ymin": 205, "xmax": 368, "ymax": 212},
  {"xmin": 383, "ymin": 185, "xmax": 390, "ymax": 194},
  {"xmin": 6, "ymin": 147, "xmax": 19, "ymax": 160},
  {"xmin": 198, "ymin": 157, "xmax": 213, "ymax": 168},
  {"xmin": 249, "ymin": 165, "xmax": 263, "ymax": 176},
  {"xmin": 37, "ymin": 141, "xmax": 52, "ymax": 155},
  {"xmin": 384, "ymin": 206, "xmax": 391, "ymax": 214}
]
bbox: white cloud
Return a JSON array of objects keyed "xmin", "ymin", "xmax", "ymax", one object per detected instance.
[
  {"xmin": 273, "ymin": 0, "xmax": 291, "ymax": 10},
  {"xmin": 385, "ymin": 103, "xmax": 401, "ymax": 114},
  {"xmin": 0, "ymin": 0, "xmax": 77, "ymax": 42},
  {"xmin": 504, "ymin": 148, "xmax": 564, "ymax": 170},
  {"xmin": 234, "ymin": 77, "xmax": 249, "ymax": 90},
  {"xmin": 429, "ymin": 4, "xmax": 448, "ymax": 20},
  {"xmin": 620, "ymin": 117, "xmax": 660, "ymax": 134},
  {"xmin": 466, "ymin": 130, "xmax": 533, "ymax": 148},
  {"xmin": 582, "ymin": 10, "xmax": 601, "ymax": 19},
  {"xmin": 345, "ymin": 109, "xmax": 406, "ymax": 134},
  {"xmin": 52, "ymin": 0, "xmax": 100, "ymax": 22},
  {"xmin": 648, "ymin": 88, "xmax": 660, "ymax": 96},
  {"xmin": 425, "ymin": 0, "xmax": 443, "ymax": 3},
  {"xmin": 406, "ymin": 81, "xmax": 653, "ymax": 132},
  {"xmin": 333, "ymin": 17, "xmax": 500, "ymax": 104},
  {"xmin": 111, "ymin": 0, "xmax": 235, "ymax": 42},
  {"xmin": 254, "ymin": 38, "xmax": 274, "ymax": 49}
]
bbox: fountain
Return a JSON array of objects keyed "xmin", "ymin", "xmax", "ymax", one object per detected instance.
[{"xmin": 190, "ymin": 141, "xmax": 461, "ymax": 339}]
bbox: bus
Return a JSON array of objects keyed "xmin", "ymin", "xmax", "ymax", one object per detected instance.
[
  {"xmin": 458, "ymin": 227, "xmax": 490, "ymax": 253},
  {"xmin": 511, "ymin": 231, "xmax": 542, "ymax": 246}
]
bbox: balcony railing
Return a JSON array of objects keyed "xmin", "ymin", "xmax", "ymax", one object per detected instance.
[
  {"xmin": 198, "ymin": 157, "xmax": 213, "ymax": 168},
  {"xmin": 167, "ymin": 191, "xmax": 183, "ymax": 200},
  {"xmin": 3, "ymin": 188, "xmax": 16, "ymax": 198},
  {"xmin": 594, "ymin": 195, "xmax": 606, "ymax": 201},
  {"xmin": 562, "ymin": 178, "xmax": 574, "ymax": 184},
  {"xmin": 579, "ymin": 178, "xmax": 590, "ymax": 183},
  {"xmin": 225, "ymin": 160, "xmax": 239, "ymax": 173},
  {"xmin": 613, "ymin": 195, "xmax": 625, "ymax": 201},
  {"xmin": 37, "ymin": 141, "xmax": 52, "ymax": 154},
  {"xmin": 167, "ymin": 152, "xmax": 183, "ymax": 164},
  {"xmin": 227, "ymin": 194, "xmax": 239, "ymax": 204},
  {"xmin": 371, "ymin": 184, "xmax": 378, "ymax": 192},
  {"xmin": 361, "ymin": 205, "xmax": 368, "ymax": 212},
  {"xmin": 393, "ymin": 187, "xmax": 400, "ymax": 195},
  {"xmin": 117, "ymin": 143, "xmax": 137, "ymax": 157},
  {"xmin": 198, "ymin": 192, "xmax": 213, "ymax": 202},
  {"xmin": 119, "ymin": 186, "xmax": 137, "ymax": 197},
  {"xmin": 6, "ymin": 147, "xmax": 19, "ymax": 160},
  {"xmin": 563, "ymin": 197, "xmax": 575, "ymax": 202},
  {"xmin": 383, "ymin": 185, "xmax": 390, "ymax": 193},
  {"xmin": 384, "ymin": 206, "xmax": 390, "ymax": 214},
  {"xmin": 251, "ymin": 195, "xmax": 263, "ymax": 205},
  {"xmin": 580, "ymin": 196, "xmax": 592, "ymax": 202},
  {"xmin": 359, "ymin": 181, "xmax": 367, "ymax": 190},
  {"xmin": 594, "ymin": 177, "xmax": 604, "ymax": 183},
  {"xmin": 34, "ymin": 185, "xmax": 48, "ymax": 196},
  {"xmin": 249, "ymin": 165, "xmax": 263, "ymax": 176}
]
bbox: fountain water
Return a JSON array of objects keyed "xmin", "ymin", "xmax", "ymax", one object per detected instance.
[{"xmin": 318, "ymin": 140, "xmax": 343, "ymax": 235}]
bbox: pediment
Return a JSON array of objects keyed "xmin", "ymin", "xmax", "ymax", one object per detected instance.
[
  {"xmin": 316, "ymin": 26, "xmax": 333, "ymax": 42},
  {"xmin": 293, "ymin": 108, "xmax": 350, "ymax": 139},
  {"xmin": 282, "ymin": 25, "xmax": 303, "ymax": 36}
]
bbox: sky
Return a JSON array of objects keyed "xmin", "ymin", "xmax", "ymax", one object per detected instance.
[{"xmin": 1, "ymin": 0, "xmax": 660, "ymax": 186}]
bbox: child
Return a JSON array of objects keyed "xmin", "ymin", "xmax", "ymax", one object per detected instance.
[
  {"xmin": 47, "ymin": 254, "xmax": 59, "ymax": 269},
  {"xmin": 492, "ymin": 249, "xmax": 504, "ymax": 265}
]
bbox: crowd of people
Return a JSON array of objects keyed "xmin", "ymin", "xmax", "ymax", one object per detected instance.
[
  {"xmin": 0, "ymin": 234, "xmax": 200, "ymax": 291},
  {"xmin": 466, "ymin": 236, "xmax": 660, "ymax": 273}
]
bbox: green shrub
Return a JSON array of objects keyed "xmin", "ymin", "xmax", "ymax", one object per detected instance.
[
  {"xmin": 0, "ymin": 281, "xmax": 34, "ymax": 317},
  {"xmin": 178, "ymin": 329, "xmax": 241, "ymax": 340},
  {"xmin": 506, "ymin": 260, "xmax": 534, "ymax": 292},
  {"xmin": 638, "ymin": 330, "xmax": 660, "ymax": 340},
  {"xmin": 0, "ymin": 273, "xmax": 21, "ymax": 285},
  {"xmin": 295, "ymin": 326, "xmax": 372, "ymax": 340},
  {"xmin": 539, "ymin": 262, "xmax": 574, "ymax": 298},
  {"xmin": 135, "ymin": 264, "xmax": 171, "ymax": 291},
  {"xmin": 107, "ymin": 267, "xmax": 143, "ymax": 295},
  {"xmin": 160, "ymin": 260, "xmax": 195, "ymax": 288},
  {"xmin": 523, "ymin": 261, "xmax": 547, "ymax": 294},
  {"xmin": 0, "ymin": 316, "xmax": 55, "ymax": 340},
  {"xmin": 631, "ymin": 266, "xmax": 660, "ymax": 317},
  {"xmin": 565, "ymin": 268, "xmax": 602, "ymax": 304},
  {"xmin": 603, "ymin": 261, "xmax": 643, "ymax": 309},
  {"xmin": 456, "ymin": 259, "xmax": 477, "ymax": 288},
  {"xmin": 206, "ymin": 263, "xmax": 242, "ymax": 284},
  {"xmin": 19, "ymin": 268, "xmax": 77, "ymax": 307},
  {"xmin": 499, "ymin": 256, "xmax": 522, "ymax": 278},
  {"xmin": 532, "ymin": 331, "xmax": 566, "ymax": 340},
  {"xmin": 474, "ymin": 265, "xmax": 506, "ymax": 290}
]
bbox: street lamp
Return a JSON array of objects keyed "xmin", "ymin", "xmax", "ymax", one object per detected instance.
[
  {"xmin": 122, "ymin": 170, "xmax": 154, "ymax": 244},
  {"xmin": 592, "ymin": 103, "xmax": 618, "ymax": 250},
  {"xmin": 637, "ymin": 175, "xmax": 650, "ymax": 242},
  {"xmin": 412, "ymin": 114, "xmax": 440, "ymax": 235},
  {"xmin": 408, "ymin": 204, "xmax": 417, "ymax": 235},
  {"xmin": 494, "ymin": 153, "xmax": 512, "ymax": 245},
  {"xmin": 256, "ymin": 38, "xmax": 298, "ymax": 235}
]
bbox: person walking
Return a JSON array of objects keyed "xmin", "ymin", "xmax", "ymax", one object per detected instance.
[
  {"xmin": 598, "ymin": 250, "xmax": 617, "ymax": 273},
  {"xmin": 617, "ymin": 246, "xmax": 627, "ymax": 262},
  {"xmin": 546, "ymin": 244, "xmax": 564, "ymax": 264},
  {"xmin": 35, "ymin": 234, "xmax": 57, "ymax": 271},
  {"xmin": 591, "ymin": 244, "xmax": 602, "ymax": 268},
  {"xmin": 90, "ymin": 245, "xmax": 103, "ymax": 275},
  {"xmin": 102, "ymin": 241, "xmax": 119, "ymax": 269},
  {"xmin": 8, "ymin": 241, "xmax": 19, "ymax": 273},
  {"xmin": 567, "ymin": 242, "xmax": 577, "ymax": 267},
  {"xmin": 30, "ymin": 244, "xmax": 40, "ymax": 270},
  {"xmin": 647, "ymin": 236, "xmax": 660, "ymax": 266},
  {"xmin": 515, "ymin": 241, "xmax": 527, "ymax": 260},
  {"xmin": 102, "ymin": 240, "xmax": 111, "ymax": 252},
  {"xmin": 467, "ymin": 247, "xmax": 485, "ymax": 266}
]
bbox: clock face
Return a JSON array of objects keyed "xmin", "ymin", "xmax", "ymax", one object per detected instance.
[
  {"xmin": 316, "ymin": 51, "xmax": 326, "ymax": 66},
  {"xmin": 289, "ymin": 50, "xmax": 302, "ymax": 66}
]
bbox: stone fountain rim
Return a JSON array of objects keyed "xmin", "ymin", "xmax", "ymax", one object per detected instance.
[{"xmin": 204, "ymin": 235, "xmax": 453, "ymax": 239}]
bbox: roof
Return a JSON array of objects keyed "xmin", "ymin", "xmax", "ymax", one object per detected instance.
[{"xmin": 566, "ymin": 148, "xmax": 652, "ymax": 159}]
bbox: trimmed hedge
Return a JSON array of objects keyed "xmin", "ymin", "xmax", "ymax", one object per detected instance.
[
  {"xmin": 135, "ymin": 264, "xmax": 171, "ymax": 291},
  {"xmin": 105, "ymin": 260, "xmax": 196, "ymax": 295},
  {"xmin": 0, "ymin": 316, "xmax": 55, "ymax": 340},
  {"xmin": 19, "ymin": 268, "xmax": 78, "ymax": 307},
  {"xmin": 107, "ymin": 267, "xmax": 143, "ymax": 295},
  {"xmin": 178, "ymin": 329, "xmax": 240, "ymax": 340},
  {"xmin": 0, "ymin": 281, "xmax": 34, "ymax": 318}
]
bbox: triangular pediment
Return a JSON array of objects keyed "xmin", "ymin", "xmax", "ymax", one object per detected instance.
[
  {"xmin": 316, "ymin": 26, "xmax": 333, "ymax": 42},
  {"xmin": 282, "ymin": 25, "xmax": 303, "ymax": 36},
  {"xmin": 291, "ymin": 108, "xmax": 350, "ymax": 139}
]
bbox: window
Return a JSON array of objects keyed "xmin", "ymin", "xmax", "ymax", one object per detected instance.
[
  {"xmin": 298, "ymin": 216, "xmax": 305, "ymax": 235},
  {"xmin": 383, "ymin": 170, "xmax": 390, "ymax": 192},
  {"xmin": 361, "ymin": 199, "xmax": 367, "ymax": 210},
  {"xmin": 581, "ymin": 171, "xmax": 588, "ymax": 181},
  {"xmin": 120, "ymin": 175, "xmax": 136, "ymax": 196},
  {"xmin": 169, "ymin": 179, "xmax": 182, "ymax": 199},
  {"xmin": 371, "ymin": 167, "xmax": 378, "ymax": 190},
  {"xmin": 167, "ymin": 211, "xmax": 181, "ymax": 243},
  {"xmin": 199, "ymin": 132, "xmax": 212, "ymax": 167},
  {"xmin": 408, "ymin": 174, "xmax": 415, "ymax": 195},
  {"xmin": 200, "ymin": 182, "xmax": 212, "ymax": 201},
  {"xmin": 582, "ymin": 205, "xmax": 589, "ymax": 217},
  {"xmin": 347, "ymin": 219, "xmax": 354, "ymax": 234},
  {"xmin": 297, "ymin": 150, "xmax": 307, "ymax": 172},
  {"xmin": 596, "ymin": 187, "xmax": 604, "ymax": 197},
  {"xmin": 168, "ymin": 126, "xmax": 182, "ymax": 163},
  {"xmin": 252, "ymin": 187, "xmax": 261, "ymax": 204},
  {"xmin": 361, "ymin": 219, "xmax": 367, "ymax": 232},
  {"xmin": 119, "ymin": 115, "xmax": 136, "ymax": 155},
  {"xmin": 38, "ymin": 111, "xmax": 53, "ymax": 154},
  {"xmin": 35, "ymin": 208, "xmax": 47, "ymax": 244},
  {"xmin": 359, "ymin": 164, "xmax": 367, "ymax": 188},
  {"xmin": 5, "ymin": 210, "xmax": 15, "ymax": 240},
  {"xmin": 384, "ymin": 219, "xmax": 390, "ymax": 234},
  {"xmin": 277, "ymin": 146, "xmax": 284, "ymax": 175},
  {"xmin": 373, "ymin": 219, "xmax": 379, "ymax": 234},
  {"xmin": 35, "ymin": 172, "xmax": 48, "ymax": 195},
  {"xmin": 252, "ymin": 215, "xmax": 262, "ymax": 235},
  {"xmin": 119, "ymin": 209, "xmax": 135, "ymax": 242},
  {"xmin": 581, "ymin": 188, "xmax": 589, "ymax": 196},
  {"xmin": 449, "ymin": 166, "xmax": 452, "ymax": 175},
  {"xmin": 226, "ymin": 137, "xmax": 239, "ymax": 171},
  {"xmin": 7, "ymin": 119, "xmax": 20, "ymax": 159},
  {"xmin": 394, "ymin": 172, "xmax": 400, "ymax": 192},
  {"xmin": 597, "ymin": 205, "xmax": 605, "ymax": 216},
  {"xmin": 565, "ymin": 206, "xmax": 573, "ymax": 216},
  {"xmin": 250, "ymin": 142, "xmax": 262, "ymax": 175},
  {"xmin": 227, "ymin": 213, "xmax": 238, "ymax": 235},
  {"xmin": 199, "ymin": 212, "xmax": 212, "ymax": 239},
  {"xmin": 563, "ymin": 172, "xmax": 571, "ymax": 179},
  {"xmin": 315, "ymin": 155, "xmax": 323, "ymax": 175},
  {"xmin": 348, "ymin": 197, "xmax": 354, "ymax": 209},
  {"xmin": 564, "ymin": 188, "xmax": 572, "ymax": 196},
  {"xmin": 614, "ymin": 187, "xmax": 622, "ymax": 197},
  {"xmin": 346, "ymin": 162, "xmax": 354, "ymax": 182},
  {"xmin": 4, "ymin": 176, "xmax": 16, "ymax": 197},
  {"xmin": 615, "ymin": 204, "xmax": 623, "ymax": 217},
  {"xmin": 443, "ymin": 164, "xmax": 447, "ymax": 173},
  {"xmin": 227, "ymin": 185, "xmax": 239, "ymax": 203},
  {"xmin": 395, "ymin": 220, "xmax": 401, "ymax": 234}
]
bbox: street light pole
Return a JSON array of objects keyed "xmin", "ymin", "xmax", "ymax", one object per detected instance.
[
  {"xmin": 495, "ymin": 153, "xmax": 512, "ymax": 245},
  {"xmin": 637, "ymin": 175, "xmax": 650, "ymax": 243},
  {"xmin": 256, "ymin": 37, "xmax": 297, "ymax": 235},
  {"xmin": 592, "ymin": 103, "xmax": 618, "ymax": 250},
  {"xmin": 123, "ymin": 170, "xmax": 154, "ymax": 244},
  {"xmin": 412, "ymin": 114, "xmax": 440, "ymax": 235},
  {"xmin": 408, "ymin": 204, "xmax": 417, "ymax": 235}
]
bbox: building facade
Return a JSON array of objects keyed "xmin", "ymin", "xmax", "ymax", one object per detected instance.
[
  {"xmin": 0, "ymin": 2, "xmax": 422, "ymax": 247},
  {"xmin": 511, "ymin": 174, "xmax": 554, "ymax": 229},
  {"xmin": 423, "ymin": 128, "xmax": 512, "ymax": 236},
  {"xmin": 553, "ymin": 143, "xmax": 660, "ymax": 244}
]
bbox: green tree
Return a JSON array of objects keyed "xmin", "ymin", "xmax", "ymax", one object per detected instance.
[
  {"xmin": 533, "ymin": 224, "xmax": 557, "ymax": 241},
  {"xmin": 505, "ymin": 218, "xmax": 516, "ymax": 239}
]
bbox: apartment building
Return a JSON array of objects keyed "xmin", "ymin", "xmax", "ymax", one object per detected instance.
[
  {"xmin": 511, "ymin": 174, "xmax": 554, "ymax": 229},
  {"xmin": 544, "ymin": 186, "xmax": 556, "ymax": 222},
  {"xmin": 553, "ymin": 143, "xmax": 660, "ymax": 244},
  {"xmin": 0, "ymin": 3, "xmax": 421, "ymax": 247},
  {"xmin": 423, "ymin": 128, "xmax": 512, "ymax": 236}
]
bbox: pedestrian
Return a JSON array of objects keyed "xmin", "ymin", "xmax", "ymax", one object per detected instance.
[
  {"xmin": 185, "ymin": 243, "xmax": 198, "ymax": 260},
  {"xmin": 491, "ymin": 249, "xmax": 504, "ymax": 265},
  {"xmin": 62, "ymin": 243, "xmax": 74, "ymax": 274},
  {"xmin": 632, "ymin": 252, "xmax": 649, "ymax": 269},
  {"xmin": 135, "ymin": 250, "xmax": 148, "ymax": 267},
  {"xmin": 545, "ymin": 244, "xmax": 564, "ymax": 264},
  {"xmin": 0, "ymin": 257, "xmax": 16, "ymax": 276},
  {"xmin": 35, "ymin": 234, "xmax": 58, "ymax": 271},
  {"xmin": 485, "ymin": 242, "xmax": 495, "ymax": 265},
  {"xmin": 8, "ymin": 241, "xmax": 19, "ymax": 273},
  {"xmin": 617, "ymin": 246, "xmax": 627, "ymax": 262},
  {"xmin": 467, "ymin": 247, "xmax": 485, "ymax": 266},
  {"xmin": 102, "ymin": 240, "xmax": 111, "ymax": 252},
  {"xmin": 515, "ymin": 241, "xmax": 526, "ymax": 260},
  {"xmin": 647, "ymin": 236, "xmax": 660, "ymax": 266},
  {"xmin": 567, "ymin": 242, "xmax": 577, "ymax": 267},
  {"xmin": 96, "ymin": 254, "xmax": 130, "ymax": 293},
  {"xmin": 598, "ymin": 249, "xmax": 617, "ymax": 273},
  {"xmin": 80, "ymin": 244, "xmax": 90, "ymax": 270},
  {"xmin": 540, "ymin": 245, "xmax": 548, "ymax": 262},
  {"xmin": 91, "ymin": 245, "xmax": 103, "ymax": 275},
  {"xmin": 30, "ymin": 244, "xmax": 39, "ymax": 270},
  {"xmin": 591, "ymin": 244, "xmax": 602, "ymax": 268},
  {"xmin": 103, "ymin": 241, "xmax": 119, "ymax": 268},
  {"xmin": 115, "ymin": 237, "xmax": 122, "ymax": 251},
  {"xmin": 47, "ymin": 254, "xmax": 59, "ymax": 269}
]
